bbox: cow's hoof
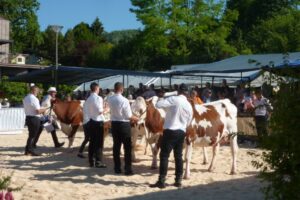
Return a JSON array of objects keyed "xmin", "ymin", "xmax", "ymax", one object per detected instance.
[
  {"xmin": 230, "ymin": 171, "xmax": 237, "ymax": 175},
  {"xmin": 208, "ymin": 168, "xmax": 214, "ymax": 172},
  {"xmin": 184, "ymin": 175, "xmax": 190, "ymax": 180},
  {"xmin": 202, "ymin": 161, "xmax": 208, "ymax": 165}
]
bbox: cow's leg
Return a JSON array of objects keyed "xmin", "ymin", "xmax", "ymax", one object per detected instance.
[
  {"xmin": 230, "ymin": 134, "xmax": 238, "ymax": 174},
  {"xmin": 184, "ymin": 142, "xmax": 193, "ymax": 179},
  {"xmin": 208, "ymin": 134, "xmax": 220, "ymax": 172},
  {"xmin": 150, "ymin": 143, "xmax": 158, "ymax": 169},
  {"xmin": 202, "ymin": 147, "xmax": 208, "ymax": 165},
  {"xmin": 68, "ymin": 125, "xmax": 79, "ymax": 148},
  {"xmin": 143, "ymin": 126, "xmax": 150, "ymax": 155}
]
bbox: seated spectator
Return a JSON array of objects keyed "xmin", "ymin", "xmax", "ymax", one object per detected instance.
[
  {"xmin": 191, "ymin": 90, "xmax": 203, "ymax": 104},
  {"xmin": 135, "ymin": 83, "xmax": 144, "ymax": 98},
  {"xmin": 217, "ymin": 90, "xmax": 226, "ymax": 100}
]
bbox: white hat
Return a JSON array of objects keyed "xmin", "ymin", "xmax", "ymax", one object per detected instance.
[{"xmin": 48, "ymin": 87, "xmax": 57, "ymax": 93}]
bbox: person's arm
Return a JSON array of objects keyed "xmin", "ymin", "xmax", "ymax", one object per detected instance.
[
  {"xmin": 156, "ymin": 96, "xmax": 174, "ymax": 109},
  {"xmin": 32, "ymin": 99, "xmax": 46, "ymax": 114},
  {"xmin": 97, "ymin": 96, "xmax": 104, "ymax": 115}
]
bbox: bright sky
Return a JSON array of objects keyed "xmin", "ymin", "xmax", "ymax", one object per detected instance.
[{"xmin": 37, "ymin": 0, "xmax": 142, "ymax": 33}]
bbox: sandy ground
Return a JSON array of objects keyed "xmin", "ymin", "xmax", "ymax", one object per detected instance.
[{"xmin": 0, "ymin": 130, "xmax": 265, "ymax": 200}]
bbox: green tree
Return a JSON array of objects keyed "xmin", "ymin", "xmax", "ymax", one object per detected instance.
[
  {"xmin": 248, "ymin": 10, "xmax": 300, "ymax": 53},
  {"xmin": 0, "ymin": 76, "xmax": 27, "ymax": 105},
  {"xmin": 0, "ymin": 0, "xmax": 41, "ymax": 53},
  {"xmin": 90, "ymin": 17, "xmax": 105, "ymax": 42}
]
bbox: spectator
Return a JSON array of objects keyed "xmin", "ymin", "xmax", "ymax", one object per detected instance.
[
  {"xmin": 202, "ymin": 89, "xmax": 213, "ymax": 103},
  {"xmin": 252, "ymin": 89, "xmax": 273, "ymax": 142},
  {"xmin": 142, "ymin": 84, "xmax": 156, "ymax": 99},
  {"xmin": 135, "ymin": 83, "xmax": 144, "ymax": 98},
  {"xmin": 221, "ymin": 79, "xmax": 230, "ymax": 98},
  {"xmin": 201, "ymin": 82, "xmax": 213, "ymax": 100},
  {"xmin": 190, "ymin": 90, "xmax": 203, "ymax": 104}
]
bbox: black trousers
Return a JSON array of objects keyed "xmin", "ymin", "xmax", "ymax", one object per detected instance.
[
  {"xmin": 78, "ymin": 123, "xmax": 90, "ymax": 153},
  {"xmin": 111, "ymin": 121, "xmax": 132, "ymax": 172},
  {"xmin": 33, "ymin": 121, "xmax": 60, "ymax": 147},
  {"xmin": 255, "ymin": 115, "xmax": 268, "ymax": 141},
  {"xmin": 88, "ymin": 120, "xmax": 104, "ymax": 164},
  {"xmin": 25, "ymin": 116, "xmax": 41, "ymax": 153},
  {"xmin": 159, "ymin": 129, "xmax": 185, "ymax": 181}
]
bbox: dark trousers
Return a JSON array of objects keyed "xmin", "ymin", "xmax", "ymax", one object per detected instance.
[
  {"xmin": 111, "ymin": 121, "xmax": 132, "ymax": 172},
  {"xmin": 33, "ymin": 122, "xmax": 60, "ymax": 147},
  {"xmin": 25, "ymin": 116, "xmax": 41, "ymax": 153},
  {"xmin": 88, "ymin": 120, "xmax": 104, "ymax": 164},
  {"xmin": 255, "ymin": 115, "xmax": 268, "ymax": 141},
  {"xmin": 159, "ymin": 129, "xmax": 185, "ymax": 181},
  {"xmin": 78, "ymin": 123, "xmax": 89, "ymax": 153}
]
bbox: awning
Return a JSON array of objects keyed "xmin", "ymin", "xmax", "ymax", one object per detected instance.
[{"xmin": 9, "ymin": 66, "xmax": 171, "ymax": 85}]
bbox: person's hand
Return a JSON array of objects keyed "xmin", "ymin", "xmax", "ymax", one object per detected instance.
[{"xmin": 130, "ymin": 115, "xmax": 139, "ymax": 123}]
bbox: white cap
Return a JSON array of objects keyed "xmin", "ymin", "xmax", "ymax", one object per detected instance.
[{"xmin": 48, "ymin": 87, "xmax": 57, "ymax": 93}]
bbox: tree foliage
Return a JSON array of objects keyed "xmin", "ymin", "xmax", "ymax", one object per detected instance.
[
  {"xmin": 254, "ymin": 79, "xmax": 300, "ymax": 199},
  {"xmin": 0, "ymin": 0, "xmax": 41, "ymax": 53}
]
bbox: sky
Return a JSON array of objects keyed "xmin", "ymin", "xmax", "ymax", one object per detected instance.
[{"xmin": 37, "ymin": 0, "xmax": 142, "ymax": 33}]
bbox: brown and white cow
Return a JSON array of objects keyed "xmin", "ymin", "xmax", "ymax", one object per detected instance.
[
  {"xmin": 52, "ymin": 99, "xmax": 111, "ymax": 148},
  {"xmin": 184, "ymin": 99, "xmax": 238, "ymax": 179},
  {"xmin": 131, "ymin": 96, "xmax": 166, "ymax": 169},
  {"xmin": 52, "ymin": 99, "xmax": 83, "ymax": 147}
]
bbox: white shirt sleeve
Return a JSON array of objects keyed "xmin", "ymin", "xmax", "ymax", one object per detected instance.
[
  {"xmin": 97, "ymin": 96, "xmax": 104, "ymax": 113},
  {"xmin": 122, "ymin": 100, "xmax": 132, "ymax": 119},
  {"xmin": 156, "ymin": 97, "xmax": 174, "ymax": 109}
]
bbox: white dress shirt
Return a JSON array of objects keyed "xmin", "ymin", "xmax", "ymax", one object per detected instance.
[
  {"xmin": 23, "ymin": 94, "xmax": 41, "ymax": 117},
  {"xmin": 107, "ymin": 93, "xmax": 132, "ymax": 122},
  {"xmin": 84, "ymin": 93, "xmax": 105, "ymax": 122},
  {"xmin": 156, "ymin": 95, "xmax": 193, "ymax": 132}
]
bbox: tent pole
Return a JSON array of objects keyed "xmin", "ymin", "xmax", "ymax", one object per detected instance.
[
  {"xmin": 122, "ymin": 75, "xmax": 125, "ymax": 85},
  {"xmin": 200, "ymin": 76, "xmax": 203, "ymax": 88},
  {"xmin": 169, "ymin": 75, "xmax": 172, "ymax": 90},
  {"xmin": 160, "ymin": 77, "xmax": 162, "ymax": 88},
  {"xmin": 127, "ymin": 75, "xmax": 129, "ymax": 89},
  {"xmin": 212, "ymin": 76, "xmax": 214, "ymax": 86}
]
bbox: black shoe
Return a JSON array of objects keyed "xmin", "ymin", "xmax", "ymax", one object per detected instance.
[
  {"xmin": 89, "ymin": 162, "xmax": 95, "ymax": 168},
  {"xmin": 115, "ymin": 169, "xmax": 122, "ymax": 174},
  {"xmin": 77, "ymin": 153, "xmax": 86, "ymax": 158},
  {"xmin": 149, "ymin": 181, "xmax": 166, "ymax": 189},
  {"xmin": 25, "ymin": 151, "xmax": 41, "ymax": 156},
  {"xmin": 32, "ymin": 145, "xmax": 37, "ymax": 149},
  {"xmin": 174, "ymin": 182, "xmax": 182, "ymax": 187},
  {"xmin": 95, "ymin": 162, "xmax": 107, "ymax": 168},
  {"xmin": 124, "ymin": 171, "xmax": 134, "ymax": 176},
  {"xmin": 55, "ymin": 142, "xmax": 65, "ymax": 148}
]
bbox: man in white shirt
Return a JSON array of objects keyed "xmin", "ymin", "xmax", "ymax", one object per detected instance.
[
  {"xmin": 252, "ymin": 89, "xmax": 273, "ymax": 142},
  {"xmin": 33, "ymin": 87, "xmax": 64, "ymax": 148},
  {"xmin": 23, "ymin": 86, "xmax": 46, "ymax": 156},
  {"xmin": 150, "ymin": 83, "xmax": 193, "ymax": 189},
  {"xmin": 85, "ymin": 82, "xmax": 106, "ymax": 168},
  {"xmin": 107, "ymin": 82, "xmax": 138, "ymax": 175}
]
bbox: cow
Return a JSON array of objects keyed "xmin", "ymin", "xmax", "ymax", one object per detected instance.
[
  {"xmin": 184, "ymin": 99, "xmax": 238, "ymax": 179},
  {"xmin": 52, "ymin": 99, "xmax": 111, "ymax": 148},
  {"xmin": 52, "ymin": 99, "xmax": 83, "ymax": 148},
  {"xmin": 131, "ymin": 96, "xmax": 166, "ymax": 169}
]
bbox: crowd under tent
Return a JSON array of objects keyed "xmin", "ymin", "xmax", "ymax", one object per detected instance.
[{"xmin": 9, "ymin": 53, "xmax": 300, "ymax": 90}]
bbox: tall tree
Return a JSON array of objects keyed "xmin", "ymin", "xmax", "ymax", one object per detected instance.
[
  {"xmin": 90, "ymin": 17, "xmax": 105, "ymax": 42},
  {"xmin": 0, "ymin": 0, "xmax": 41, "ymax": 53}
]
